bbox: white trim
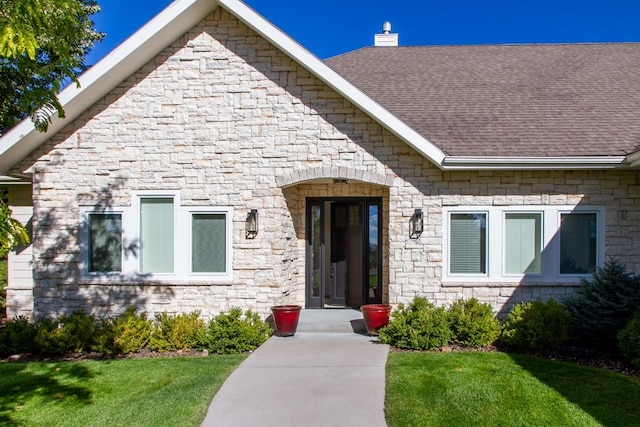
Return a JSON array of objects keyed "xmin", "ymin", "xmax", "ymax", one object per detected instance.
[
  {"xmin": 442, "ymin": 205, "xmax": 605, "ymax": 284},
  {"xmin": 79, "ymin": 191, "xmax": 234, "ymax": 283},
  {"xmin": 441, "ymin": 156, "xmax": 629, "ymax": 170}
]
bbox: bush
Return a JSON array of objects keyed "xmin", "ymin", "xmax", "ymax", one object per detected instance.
[
  {"xmin": 447, "ymin": 298, "xmax": 500, "ymax": 347},
  {"xmin": 0, "ymin": 315, "xmax": 37, "ymax": 356},
  {"xmin": 204, "ymin": 308, "xmax": 272, "ymax": 354},
  {"xmin": 378, "ymin": 297, "xmax": 451, "ymax": 350},
  {"xmin": 149, "ymin": 311, "xmax": 206, "ymax": 352},
  {"xmin": 34, "ymin": 310, "xmax": 98, "ymax": 355},
  {"xmin": 563, "ymin": 259, "xmax": 640, "ymax": 346},
  {"xmin": 618, "ymin": 310, "xmax": 640, "ymax": 367},
  {"xmin": 501, "ymin": 300, "xmax": 572, "ymax": 350},
  {"xmin": 92, "ymin": 307, "xmax": 153, "ymax": 354},
  {"xmin": 0, "ymin": 259, "xmax": 7, "ymax": 317}
]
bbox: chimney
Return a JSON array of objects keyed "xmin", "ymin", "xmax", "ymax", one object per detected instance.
[{"xmin": 374, "ymin": 22, "xmax": 398, "ymax": 47}]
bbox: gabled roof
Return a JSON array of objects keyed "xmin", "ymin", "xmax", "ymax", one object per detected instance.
[
  {"xmin": 326, "ymin": 44, "xmax": 640, "ymax": 166},
  {"xmin": 0, "ymin": 0, "xmax": 636, "ymax": 176}
]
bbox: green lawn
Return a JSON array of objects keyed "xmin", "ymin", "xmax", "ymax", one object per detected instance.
[
  {"xmin": 0, "ymin": 355, "xmax": 245, "ymax": 427},
  {"xmin": 386, "ymin": 352, "xmax": 640, "ymax": 427}
]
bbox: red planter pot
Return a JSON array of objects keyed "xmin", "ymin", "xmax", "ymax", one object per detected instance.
[
  {"xmin": 361, "ymin": 304, "xmax": 391, "ymax": 336},
  {"xmin": 271, "ymin": 305, "xmax": 302, "ymax": 337}
]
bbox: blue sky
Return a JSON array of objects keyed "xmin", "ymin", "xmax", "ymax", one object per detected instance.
[{"xmin": 88, "ymin": 0, "xmax": 640, "ymax": 64}]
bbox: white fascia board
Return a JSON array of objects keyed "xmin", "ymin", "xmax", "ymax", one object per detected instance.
[
  {"xmin": 218, "ymin": 0, "xmax": 447, "ymax": 166},
  {"xmin": 0, "ymin": 0, "xmax": 218, "ymax": 175},
  {"xmin": 625, "ymin": 150, "xmax": 640, "ymax": 168},
  {"xmin": 442, "ymin": 156, "xmax": 629, "ymax": 170}
]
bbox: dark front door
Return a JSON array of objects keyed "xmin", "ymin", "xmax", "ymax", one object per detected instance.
[{"xmin": 306, "ymin": 198, "xmax": 382, "ymax": 309}]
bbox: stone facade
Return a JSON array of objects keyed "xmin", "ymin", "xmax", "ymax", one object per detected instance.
[{"xmin": 8, "ymin": 9, "xmax": 640, "ymax": 319}]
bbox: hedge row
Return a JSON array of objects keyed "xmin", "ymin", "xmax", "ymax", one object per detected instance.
[{"xmin": 0, "ymin": 307, "xmax": 272, "ymax": 357}]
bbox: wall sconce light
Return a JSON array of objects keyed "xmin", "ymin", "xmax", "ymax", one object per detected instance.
[
  {"xmin": 246, "ymin": 209, "xmax": 258, "ymax": 239},
  {"xmin": 411, "ymin": 208, "xmax": 424, "ymax": 239}
]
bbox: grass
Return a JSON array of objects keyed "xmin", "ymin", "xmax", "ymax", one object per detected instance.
[
  {"xmin": 386, "ymin": 351, "xmax": 640, "ymax": 427},
  {"xmin": 0, "ymin": 355, "xmax": 245, "ymax": 426}
]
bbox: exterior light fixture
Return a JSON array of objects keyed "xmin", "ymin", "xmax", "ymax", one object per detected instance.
[
  {"xmin": 411, "ymin": 208, "xmax": 424, "ymax": 238},
  {"xmin": 246, "ymin": 209, "xmax": 258, "ymax": 239}
]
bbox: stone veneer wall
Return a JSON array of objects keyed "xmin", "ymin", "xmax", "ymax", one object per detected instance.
[{"xmin": 9, "ymin": 9, "xmax": 640, "ymax": 319}]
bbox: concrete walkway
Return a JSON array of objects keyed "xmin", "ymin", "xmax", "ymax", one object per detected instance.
[{"xmin": 201, "ymin": 332, "xmax": 389, "ymax": 427}]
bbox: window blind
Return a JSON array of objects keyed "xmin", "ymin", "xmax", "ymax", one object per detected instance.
[
  {"xmin": 192, "ymin": 213, "xmax": 226, "ymax": 273},
  {"xmin": 450, "ymin": 213, "xmax": 486, "ymax": 274},
  {"xmin": 505, "ymin": 213, "xmax": 542, "ymax": 274},
  {"xmin": 140, "ymin": 198, "xmax": 174, "ymax": 273}
]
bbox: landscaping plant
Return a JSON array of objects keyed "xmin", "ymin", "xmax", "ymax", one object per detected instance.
[
  {"xmin": 149, "ymin": 311, "xmax": 206, "ymax": 352},
  {"xmin": 563, "ymin": 259, "xmax": 640, "ymax": 346},
  {"xmin": 34, "ymin": 310, "xmax": 97, "ymax": 355},
  {"xmin": 618, "ymin": 310, "xmax": 640, "ymax": 367},
  {"xmin": 378, "ymin": 297, "xmax": 451, "ymax": 350},
  {"xmin": 447, "ymin": 298, "xmax": 501, "ymax": 347},
  {"xmin": 0, "ymin": 315, "xmax": 37, "ymax": 356},
  {"xmin": 92, "ymin": 306, "xmax": 153, "ymax": 354},
  {"xmin": 501, "ymin": 300, "xmax": 572, "ymax": 350},
  {"xmin": 203, "ymin": 307, "xmax": 272, "ymax": 354}
]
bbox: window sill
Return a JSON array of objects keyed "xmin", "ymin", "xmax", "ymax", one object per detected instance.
[{"xmin": 78, "ymin": 273, "xmax": 234, "ymax": 286}]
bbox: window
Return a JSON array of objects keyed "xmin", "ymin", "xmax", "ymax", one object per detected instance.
[
  {"xmin": 82, "ymin": 195, "xmax": 233, "ymax": 282},
  {"xmin": 88, "ymin": 213, "xmax": 122, "ymax": 273},
  {"xmin": 140, "ymin": 198, "xmax": 174, "ymax": 274},
  {"xmin": 444, "ymin": 206, "xmax": 603, "ymax": 283},
  {"xmin": 504, "ymin": 213, "xmax": 542, "ymax": 275},
  {"xmin": 560, "ymin": 213, "xmax": 597, "ymax": 274},
  {"xmin": 191, "ymin": 213, "xmax": 226, "ymax": 273},
  {"xmin": 450, "ymin": 213, "xmax": 487, "ymax": 274}
]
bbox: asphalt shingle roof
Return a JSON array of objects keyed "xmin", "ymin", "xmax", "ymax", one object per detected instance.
[{"xmin": 325, "ymin": 44, "xmax": 640, "ymax": 157}]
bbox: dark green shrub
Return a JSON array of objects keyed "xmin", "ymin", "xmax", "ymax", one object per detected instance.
[
  {"xmin": 34, "ymin": 310, "xmax": 97, "ymax": 355},
  {"xmin": 447, "ymin": 298, "xmax": 500, "ymax": 347},
  {"xmin": 618, "ymin": 310, "xmax": 640, "ymax": 367},
  {"xmin": 378, "ymin": 297, "xmax": 451, "ymax": 350},
  {"xmin": 149, "ymin": 311, "xmax": 206, "ymax": 352},
  {"xmin": 0, "ymin": 315, "xmax": 37, "ymax": 355},
  {"xmin": 92, "ymin": 316, "xmax": 118, "ymax": 355},
  {"xmin": 204, "ymin": 308, "xmax": 272, "ymax": 354},
  {"xmin": 563, "ymin": 259, "xmax": 640, "ymax": 346},
  {"xmin": 501, "ymin": 300, "xmax": 572, "ymax": 350}
]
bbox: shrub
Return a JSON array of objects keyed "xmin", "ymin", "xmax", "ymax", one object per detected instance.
[
  {"xmin": 0, "ymin": 315, "xmax": 37, "ymax": 356},
  {"xmin": 447, "ymin": 298, "xmax": 500, "ymax": 347},
  {"xmin": 563, "ymin": 259, "xmax": 640, "ymax": 346},
  {"xmin": 149, "ymin": 311, "xmax": 206, "ymax": 352},
  {"xmin": 111, "ymin": 307, "xmax": 153, "ymax": 354},
  {"xmin": 0, "ymin": 259, "xmax": 7, "ymax": 316},
  {"xmin": 34, "ymin": 310, "xmax": 97, "ymax": 355},
  {"xmin": 378, "ymin": 297, "xmax": 451, "ymax": 350},
  {"xmin": 501, "ymin": 300, "xmax": 572, "ymax": 350},
  {"xmin": 92, "ymin": 307, "xmax": 153, "ymax": 354},
  {"xmin": 618, "ymin": 310, "xmax": 640, "ymax": 367},
  {"xmin": 204, "ymin": 308, "xmax": 272, "ymax": 354}
]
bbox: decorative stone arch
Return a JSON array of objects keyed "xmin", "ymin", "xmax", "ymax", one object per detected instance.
[{"xmin": 275, "ymin": 166, "xmax": 393, "ymax": 188}]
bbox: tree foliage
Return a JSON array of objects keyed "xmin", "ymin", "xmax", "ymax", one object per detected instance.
[
  {"xmin": 0, "ymin": 198, "xmax": 29, "ymax": 258},
  {"xmin": 0, "ymin": 0, "xmax": 103, "ymax": 134},
  {"xmin": 563, "ymin": 259, "xmax": 640, "ymax": 346}
]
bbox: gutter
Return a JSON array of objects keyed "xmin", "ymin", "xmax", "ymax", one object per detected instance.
[{"xmin": 441, "ymin": 156, "xmax": 629, "ymax": 170}]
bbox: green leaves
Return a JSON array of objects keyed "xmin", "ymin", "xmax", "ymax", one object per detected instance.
[
  {"xmin": 0, "ymin": 0, "xmax": 104, "ymax": 134},
  {"xmin": 0, "ymin": 199, "xmax": 30, "ymax": 257}
]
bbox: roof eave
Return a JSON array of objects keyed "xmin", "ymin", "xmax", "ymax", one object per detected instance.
[
  {"xmin": 0, "ymin": 0, "xmax": 218, "ymax": 175},
  {"xmin": 441, "ymin": 156, "xmax": 630, "ymax": 170}
]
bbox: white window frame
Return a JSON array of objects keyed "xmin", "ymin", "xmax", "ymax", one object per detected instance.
[
  {"xmin": 443, "ymin": 205, "xmax": 605, "ymax": 284},
  {"xmin": 80, "ymin": 191, "xmax": 233, "ymax": 283},
  {"xmin": 81, "ymin": 210, "xmax": 125, "ymax": 276}
]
